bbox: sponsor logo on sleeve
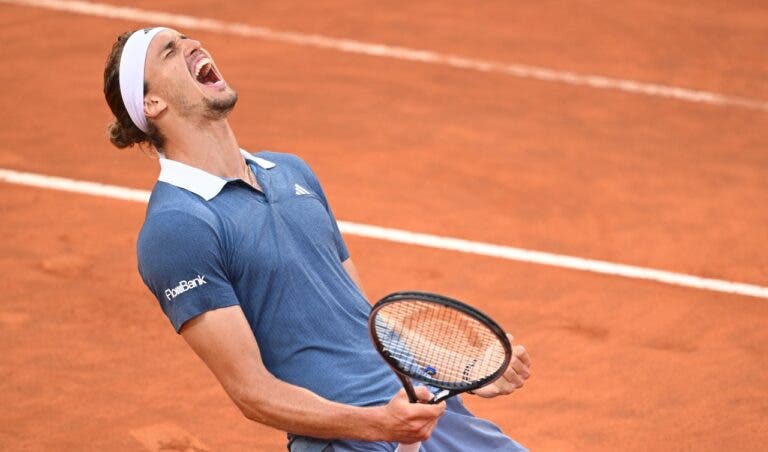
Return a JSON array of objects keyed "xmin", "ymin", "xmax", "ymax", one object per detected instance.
[
  {"xmin": 164, "ymin": 275, "xmax": 207, "ymax": 301},
  {"xmin": 294, "ymin": 183, "xmax": 312, "ymax": 196}
]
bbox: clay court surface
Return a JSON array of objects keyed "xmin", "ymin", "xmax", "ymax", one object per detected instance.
[{"xmin": 1, "ymin": 0, "xmax": 767, "ymax": 450}]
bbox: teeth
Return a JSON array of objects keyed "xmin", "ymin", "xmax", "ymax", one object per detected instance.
[{"xmin": 194, "ymin": 57, "xmax": 211, "ymax": 78}]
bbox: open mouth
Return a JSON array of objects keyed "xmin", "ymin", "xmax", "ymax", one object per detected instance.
[{"xmin": 193, "ymin": 57, "xmax": 222, "ymax": 86}]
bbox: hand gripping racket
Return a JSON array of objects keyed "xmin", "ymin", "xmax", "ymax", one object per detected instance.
[{"xmin": 368, "ymin": 291, "xmax": 512, "ymax": 452}]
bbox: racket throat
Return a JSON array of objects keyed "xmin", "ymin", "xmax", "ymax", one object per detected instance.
[
  {"xmin": 397, "ymin": 374, "xmax": 420, "ymax": 403},
  {"xmin": 432, "ymin": 389, "xmax": 451, "ymax": 402}
]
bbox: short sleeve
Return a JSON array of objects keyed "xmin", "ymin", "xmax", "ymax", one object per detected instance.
[
  {"xmin": 137, "ymin": 210, "xmax": 240, "ymax": 332},
  {"xmin": 289, "ymin": 155, "xmax": 350, "ymax": 262}
]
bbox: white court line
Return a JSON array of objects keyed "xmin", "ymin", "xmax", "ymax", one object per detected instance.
[
  {"xmin": 3, "ymin": 0, "xmax": 768, "ymax": 112},
  {"xmin": 2, "ymin": 167, "xmax": 767, "ymax": 300}
]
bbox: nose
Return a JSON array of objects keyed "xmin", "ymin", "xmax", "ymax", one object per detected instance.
[{"xmin": 184, "ymin": 38, "xmax": 202, "ymax": 57}]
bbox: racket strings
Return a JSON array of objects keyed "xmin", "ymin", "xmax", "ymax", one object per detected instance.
[{"xmin": 374, "ymin": 301, "xmax": 506, "ymax": 387}]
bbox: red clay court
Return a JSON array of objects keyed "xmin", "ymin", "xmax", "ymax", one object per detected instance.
[{"xmin": 1, "ymin": 0, "xmax": 767, "ymax": 450}]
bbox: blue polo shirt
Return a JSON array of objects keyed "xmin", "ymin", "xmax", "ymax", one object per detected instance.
[{"xmin": 137, "ymin": 150, "xmax": 400, "ymax": 406}]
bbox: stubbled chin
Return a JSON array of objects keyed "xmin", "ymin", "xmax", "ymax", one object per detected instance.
[{"xmin": 203, "ymin": 89, "xmax": 238, "ymax": 117}]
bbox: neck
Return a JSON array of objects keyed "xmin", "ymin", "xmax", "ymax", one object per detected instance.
[{"xmin": 160, "ymin": 117, "xmax": 244, "ymax": 178}]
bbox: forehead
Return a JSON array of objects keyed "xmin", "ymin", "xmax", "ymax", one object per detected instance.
[{"xmin": 144, "ymin": 28, "xmax": 182, "ymax": 69}]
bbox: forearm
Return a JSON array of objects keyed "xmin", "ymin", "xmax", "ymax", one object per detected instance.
[{"xmin": 230, "ymin": 373, "xmax": 385, "ymax": 441}]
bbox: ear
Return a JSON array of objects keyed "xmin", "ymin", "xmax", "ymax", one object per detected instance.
[{"xmin": 144, "ymin": 94, "xmax": 167, "ymax": 119}]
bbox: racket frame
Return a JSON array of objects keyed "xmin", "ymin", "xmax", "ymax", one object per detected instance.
[{"xmin": 368, "ymin": 291, "xmax": 512, "ymax": 404}]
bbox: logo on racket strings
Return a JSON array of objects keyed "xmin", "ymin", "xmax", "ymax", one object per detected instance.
[{"xmin": 164, "ymin": 275, "xmax": 207, "ymax": 301}]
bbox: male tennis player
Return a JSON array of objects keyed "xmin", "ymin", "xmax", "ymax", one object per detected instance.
[{"xmin": 103, "ymin": 27, "xmax": 531, "ymax": 451}]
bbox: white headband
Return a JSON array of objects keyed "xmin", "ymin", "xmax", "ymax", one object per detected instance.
[{"xmin": 119, "ymin": 27, "xmax": 168, "ymax": 133}]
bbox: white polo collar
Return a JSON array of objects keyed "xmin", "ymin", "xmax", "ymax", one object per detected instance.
[{"xmin": 158, "ymin": 149, "xmax": 276, "ymax": 201}]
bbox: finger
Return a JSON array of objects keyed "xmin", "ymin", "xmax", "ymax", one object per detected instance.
[
  {"xmin": 413, "ymin": 385, "xmax": 435, "ymax": 403},
  {"xmin": 513, "ymin": 344, "xmax": 532, "ymax": 367},
  {"xmin": 502, "ymin": 368, "xmax": 525, "ymax": 388},
  {"xmin": 409, "ymin": 387, "xmax": 445, "ymax": 419},
  {"xmin": 392, "ymin": 387, "xmax": 413, "ymax": 404},
  {"xmin": 411, "ymin": 417, "xmax": 442, "ymax": 442},
  {"xmin": 491, "ymin": 375, "xmax": 517, "ymax": 394},
  {"xmin": 509, "ymin": 357, "xmax": 531, "ymax": 379},
  {"xmin": 423, "ymin": 416, "xmax": 442, "ymax": 438},
  {"xmin": 472, "ymin": 382, "xmax": 505, "ymax": 398},
  {"xmin": 409, "ymin": 401, "xmax": 446, "ymax": 423},
  {"xmin": 506, "ymin": 333, "xmax": 531, "ymax": 367}
]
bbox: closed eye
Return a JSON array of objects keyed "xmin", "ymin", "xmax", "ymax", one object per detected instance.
[
  {"xmin": 162, "ymin": 35, "xmax": 189, "ymax": 60},
  {"xmin": 162, "ymin": 40, "xmax": 176, "ymax": 59}
]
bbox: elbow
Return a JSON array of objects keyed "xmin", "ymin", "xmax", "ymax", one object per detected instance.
[
  {"xmin": 240, "ymin": 405, "xmax": 268, "ymax": 424},
  {"xmin": 228, "ymin": 383, "xmax": 269, "ymax": 424}
]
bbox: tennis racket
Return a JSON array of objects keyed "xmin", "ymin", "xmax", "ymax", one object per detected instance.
[{"xmin": 368, "ymin": 291, "xmax": 512, "ymax": 452}]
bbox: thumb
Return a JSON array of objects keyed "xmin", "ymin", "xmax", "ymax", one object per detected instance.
[
  {"xmin": 392, "ymin": 388, "xmax": 410, "ymax": 402},
  {"xmin": 413, "ymin": 385, "xmax": 435, "ymax": 403}
]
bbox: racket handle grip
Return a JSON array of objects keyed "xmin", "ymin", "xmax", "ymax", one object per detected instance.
[{"xmin": 397, "ymin": 442, "xmax": 421, "ymax": 452}]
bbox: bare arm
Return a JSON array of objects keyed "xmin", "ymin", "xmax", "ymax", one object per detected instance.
[{"xmin": 179, "ymin": 305, "xmax": 445, "ymax": 442}]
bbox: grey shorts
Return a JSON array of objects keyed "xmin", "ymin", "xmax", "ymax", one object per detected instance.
[{"xmin": 287, "ymin": 435, "xmax": 333, "ymax": 452}]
